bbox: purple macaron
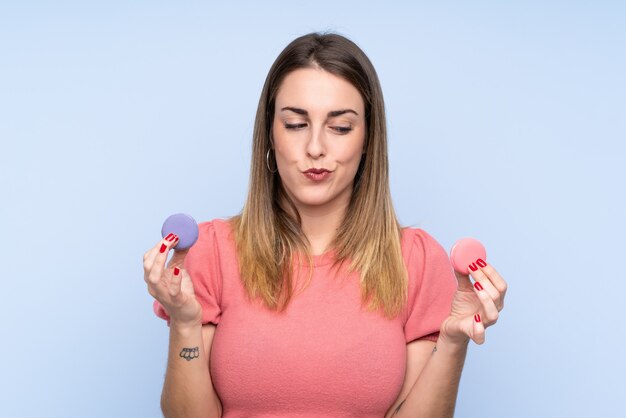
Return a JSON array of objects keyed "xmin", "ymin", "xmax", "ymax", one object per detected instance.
[{"xmin": 161, "ymin": 213, "xmax": 199, "ymax": 250}]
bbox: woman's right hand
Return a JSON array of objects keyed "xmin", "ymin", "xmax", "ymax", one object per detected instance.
[{"xmin": 143, "ymin": 233, "xmax": 202, "ymax": 327}]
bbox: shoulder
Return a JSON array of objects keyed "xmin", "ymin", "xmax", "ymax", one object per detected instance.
[
  {"xmin": 198, "ymin": 217, "xmax": 231, "ymax": 232},
  {"xmin": 400, "ymin": 226, "xmax": 448, "ymax": 264},
  {"xmin": 400, "ymin": 227, "xmax": 457, "ymax": 331},
  {"xmin": 197, "ymin": 218, "xmax": 235, "ymax": 243},
  {"xmin": 192, "ymin": 218, "xmax": 238, "ymax": 263},
  {"xmin": 400, "ymin": 226, "xmax": 455, "ymax": 299}
]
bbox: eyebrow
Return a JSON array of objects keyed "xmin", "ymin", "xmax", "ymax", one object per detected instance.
[{"xmin": 280, "ymin": 106, "xmax": 359, "ymax": 117}]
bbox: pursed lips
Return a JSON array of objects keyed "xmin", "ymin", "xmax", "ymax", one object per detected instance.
[{"xmin": 303, "ymin": 168, "xmax": 331, "ymax": 174}]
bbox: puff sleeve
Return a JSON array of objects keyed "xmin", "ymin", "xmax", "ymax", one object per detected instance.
[
  {"xmin": 403, "ymin": 228, "xmax": 458, "ymax": 343},
  {"xmin": 153, "ymin": 221, "xmax": 223, "ymax": 327}
]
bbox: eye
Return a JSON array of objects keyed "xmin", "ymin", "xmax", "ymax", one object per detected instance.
[
  {"xmin": 332, "ymin": 126, "xmax": 352, "ymax": 134},
  {"xmin": 284, "ymin": 123, "xmax": 307, "ymax": 130},
  {"xmin": 284, "ymin": 123, "xmax": 352, "ymax": 134}
]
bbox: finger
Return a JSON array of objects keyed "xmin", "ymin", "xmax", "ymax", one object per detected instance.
[
  {"xmin": 468, "ymin": 265, "xmax": 503, "ymax": 311},
  {"xmin": 453, "ymin": 313, "xmax": 486, "ymax": 345},
  {"xmin": 477, "ymin": 259, "xmax": 508, "ymax": 297},
  {"xmin": 147, "ymin": 234, "xmax": 180, "ymax": 285},
  {"xmin": 472, "ymin": 313, "xmax": 486, "ymax": 345},
  {"xmin": 167, "ymin": 245, "xmax": 190, "ymax": 270},
  {"xmin": 469, "ymin": 269, "xmax": 500, "ymax": 326},
  {"xmin": 143, "ymin": 233, "xmax": 179, "ymax": 277},
  {"xmin": 168, "ymin": 266, "xmax": 183, "ymax": 297},
  {"xmin": 454, "ymin": 269, "xmax": 474, "ymax": 292}
]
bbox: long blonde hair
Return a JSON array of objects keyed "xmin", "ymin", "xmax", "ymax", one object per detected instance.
[{"xmin": 231, "ymin": 32, "xmax": 407, "ymax": 319}]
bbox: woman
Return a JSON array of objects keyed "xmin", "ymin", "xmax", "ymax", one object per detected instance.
[{"xmin": 144, "ymin": 32, "xmax": 507, "ymax": 418}]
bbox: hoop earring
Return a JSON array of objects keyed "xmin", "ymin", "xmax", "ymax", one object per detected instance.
[{"xmin": 266, "ymin": 149, "xmax": 277, "ymax": 173}]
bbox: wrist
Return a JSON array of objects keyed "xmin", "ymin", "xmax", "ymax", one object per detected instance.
[
  {"xmin": 438, "ymin": 317, "xmax": 470, "ymax": 353},
  {"xmin": 436, "ymin": 332, "xmax": 470, "ymax": 355},
  {"xmin": 170, "ymin": 319, "xmax": 202, "ymax": 334}
]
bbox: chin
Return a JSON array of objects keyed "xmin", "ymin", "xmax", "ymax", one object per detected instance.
[
  {"xmin": 287, "ymin": 189, "xmax": 330, "ymax": 206},
  {"xmin": 295, "ymin": 197, "xmax": 333, "ymax": 207}
]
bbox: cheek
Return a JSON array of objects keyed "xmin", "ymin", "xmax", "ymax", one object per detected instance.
[
  {"xmin": 274, "ymin": 145, "xmax": 299, "ymax": 164},
  {"xmin": 337, "ymin": 148, "xmax": 362, "ymax": 162},
  {"xmin": 335, "ymin": 139, "xmax": 365, "ymax": 164},
  {"xmin": 273, "ymin": 135, "xmax": 300, "ymax": 162}
]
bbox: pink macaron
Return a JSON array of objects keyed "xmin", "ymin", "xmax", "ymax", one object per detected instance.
[{"xmin": 450, "ymin": 237, "xmax": 487, "ymax": 275}]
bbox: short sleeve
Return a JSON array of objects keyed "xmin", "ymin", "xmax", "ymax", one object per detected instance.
[
  {"xmin": 153, "ymin": 221, "xmax": 223, "ymax": 327},
  {"xmin": 403, "ymin": 228, "xmax": 458, "ymax": 343}
]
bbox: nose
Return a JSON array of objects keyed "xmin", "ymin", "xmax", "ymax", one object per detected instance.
[{"xmin": 306, "ymin": 125, "xmax": 326, "ymax": 159}]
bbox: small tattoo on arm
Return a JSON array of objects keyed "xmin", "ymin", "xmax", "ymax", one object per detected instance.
[
  {"xmin": 392, "ymin": 400, "xmax": 405, "ymax": 416},
  {"xmin": 179, "ymin": 346, "xmax": 199, "ymax": 361}
]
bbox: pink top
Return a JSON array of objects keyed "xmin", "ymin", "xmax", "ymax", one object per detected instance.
[{"xmin": 154, "ymin": 219, "xmax": 458, "ymax": 417}]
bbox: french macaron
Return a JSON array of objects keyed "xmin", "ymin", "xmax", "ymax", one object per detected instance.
[
  {"xmin": 450, "ymin": 237, "xmax": 487, "ymax": 275},
  {"xmin": 161, "ymin": 213, "xmax": 199, "ymax": 250}
]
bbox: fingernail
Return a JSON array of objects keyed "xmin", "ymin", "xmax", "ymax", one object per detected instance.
[
  {"xmin": 469, "ymin": 263, "xmax": 478, "ymax": 272},
  {"xmin": 159, "ymin": 243, "xmax": 167, "ymax": 253},
  {"xmin": 174, "ymin": 267, "xmax": 180, "ymax": 276},
  {"xmin": 474, "ymin": 281, "xmax": 484, "ymax": 291},
  {"xmin": 474, "ymin": 314, "xmax": 481, "ymax": 323},
  {"xmin": 476, "ymin": 258, "xmax": 487, "ymax": 268},
  {"xmin": 165, "ymin": 233, "xmax": 174, "ymax": 241}
]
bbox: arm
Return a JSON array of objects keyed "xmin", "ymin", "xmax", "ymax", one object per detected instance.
[
  {"xmin": 387, "ymin": 227, "xmax": 507, "ymax": 417},
  {"xmin": 161, "ymin": 322, "xmax": 223, "ymax": 418},
  {"xmin": 390, "ymin": 337, "xmax": 468, "ymax": 418},
  {"xmin": 388, "ymin": 259, "xmax": 508, "ymax": 417},
  {"xmin": 384, "ymin": 338, "xmax": 435, "ymax": 418}
]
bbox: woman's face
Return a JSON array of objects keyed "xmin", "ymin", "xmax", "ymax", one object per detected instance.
[{"xmin": 272, "ymin": 67, "xmax": 366, "ymax": 214}]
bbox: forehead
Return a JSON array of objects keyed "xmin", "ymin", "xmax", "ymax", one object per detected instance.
[{"xmin": 275, "ymin": 68, "xmax": 364, "ymax": 115}]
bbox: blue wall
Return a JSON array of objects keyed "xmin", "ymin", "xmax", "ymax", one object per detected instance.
[{"xmin": 2, "ymin": 1, "xmax": 624, "ymax": 417}]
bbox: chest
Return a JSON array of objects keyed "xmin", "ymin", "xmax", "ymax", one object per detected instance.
[{"xmin": 209, "ymin": 267, "xmax": 407, "ymax": 416}]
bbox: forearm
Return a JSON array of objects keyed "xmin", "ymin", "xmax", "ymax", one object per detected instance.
[
  {"xmin": 161, "ymin": 323, "xmax": 221, "ymax": 418},
  {"xmin": 394, "ymin": 338, "xmax": 469, "ymax": 418}
]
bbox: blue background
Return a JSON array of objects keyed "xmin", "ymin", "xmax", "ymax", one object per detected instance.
[{"xmin": 2, "ymin": 1, "xmax": 624, "ymax": 417}]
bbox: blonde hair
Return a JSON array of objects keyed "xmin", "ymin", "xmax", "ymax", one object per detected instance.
[{"xmin": 231, "ymin": 32, "xmax": 407, "ymax": 319}]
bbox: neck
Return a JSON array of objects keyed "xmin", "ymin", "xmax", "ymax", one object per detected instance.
[
  {"xmin": 298, "ymin": 203, "xmax": 346, "ymax": 256},
  {"xmin": 282, "ymin": 189, "xmax": 352, "ymax": 256}
]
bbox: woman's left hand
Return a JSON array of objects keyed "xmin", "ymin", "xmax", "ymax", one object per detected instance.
[{"xmin": 439, "ymin": 259, "xmax": 508, "ymax": 347}]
